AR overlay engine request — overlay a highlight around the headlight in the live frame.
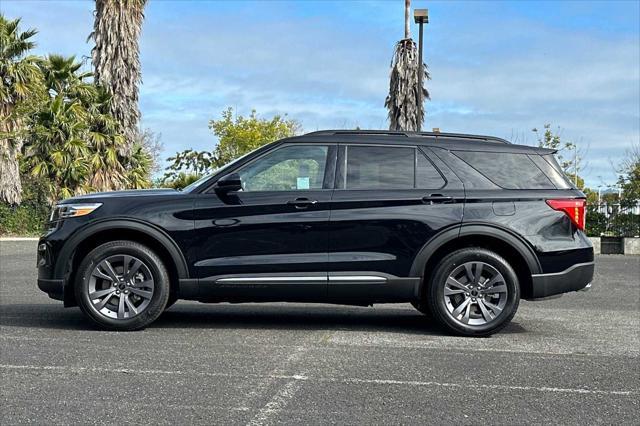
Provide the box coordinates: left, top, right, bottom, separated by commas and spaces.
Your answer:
50, 203, 103, 221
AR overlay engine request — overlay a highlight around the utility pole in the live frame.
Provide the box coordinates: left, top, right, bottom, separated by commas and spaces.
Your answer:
414, 9, 428, 132
573, 144, 578, 186
404, 0, 410, 39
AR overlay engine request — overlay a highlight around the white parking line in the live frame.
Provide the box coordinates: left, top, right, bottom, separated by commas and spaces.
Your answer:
246, 380, 304, 426
1, 363, 636, 397
245, 344, 310, 425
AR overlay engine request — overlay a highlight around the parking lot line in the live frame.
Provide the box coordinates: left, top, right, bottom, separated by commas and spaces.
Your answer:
2, 363, 636, 397
246, 380, 304, 426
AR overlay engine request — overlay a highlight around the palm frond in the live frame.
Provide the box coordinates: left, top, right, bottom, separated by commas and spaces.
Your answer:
385, 39, 430, 131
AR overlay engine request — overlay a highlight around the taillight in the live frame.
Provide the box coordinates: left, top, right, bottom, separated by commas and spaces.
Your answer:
546, 199, 586, 231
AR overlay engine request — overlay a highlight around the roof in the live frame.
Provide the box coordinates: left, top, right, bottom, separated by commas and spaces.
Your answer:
304, 129, 511, 144
287, 130, 555, 154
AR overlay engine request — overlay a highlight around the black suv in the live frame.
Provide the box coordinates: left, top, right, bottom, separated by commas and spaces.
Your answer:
37, 130, 594, 336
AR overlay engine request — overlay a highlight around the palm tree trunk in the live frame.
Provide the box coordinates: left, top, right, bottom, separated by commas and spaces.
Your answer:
91, 0, 146, 155
385, 0, 430, 132
0, 105, 23, 205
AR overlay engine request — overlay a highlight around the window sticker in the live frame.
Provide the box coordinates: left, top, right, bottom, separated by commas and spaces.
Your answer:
296, 177, 310, 190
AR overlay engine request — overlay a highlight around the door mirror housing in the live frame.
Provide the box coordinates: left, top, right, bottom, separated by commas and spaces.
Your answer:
214, 173, 242, 193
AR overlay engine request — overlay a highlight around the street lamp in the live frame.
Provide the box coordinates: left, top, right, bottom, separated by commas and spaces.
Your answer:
414, 9, 428, 132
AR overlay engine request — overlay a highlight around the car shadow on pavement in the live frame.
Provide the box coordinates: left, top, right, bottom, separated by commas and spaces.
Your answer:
0, 302, 528, 335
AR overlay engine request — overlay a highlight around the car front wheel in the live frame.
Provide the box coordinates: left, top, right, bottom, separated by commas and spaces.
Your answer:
426, 248, 520, 336
75, 240, 170, 331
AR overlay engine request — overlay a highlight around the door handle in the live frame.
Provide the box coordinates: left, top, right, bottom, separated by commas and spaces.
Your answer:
422, 194, 454, 204
287, 198, 318, 209
212, 218, 240, 227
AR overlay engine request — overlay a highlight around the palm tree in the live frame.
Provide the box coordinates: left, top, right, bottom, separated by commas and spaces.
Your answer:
25, 56, 94, 202
84, 87, 129, 192
23, 55, 136, 203
385, 0, 430, 132
0, 14, 43, 205
41, 54, 94, 99
26, 92, 91, 202
90, 0, 147, 154
124, 141, 152, 189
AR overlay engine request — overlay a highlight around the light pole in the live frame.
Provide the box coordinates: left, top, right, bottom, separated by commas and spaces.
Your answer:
414, 9, 428, 132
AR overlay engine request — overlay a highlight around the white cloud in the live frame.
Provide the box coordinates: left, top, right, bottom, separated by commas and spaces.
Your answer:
4, 0, 638, 186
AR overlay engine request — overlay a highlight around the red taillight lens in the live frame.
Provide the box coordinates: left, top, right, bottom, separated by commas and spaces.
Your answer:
546, 199, 586, 231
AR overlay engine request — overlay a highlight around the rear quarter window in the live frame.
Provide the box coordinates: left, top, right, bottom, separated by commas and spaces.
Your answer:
529, 154, 573, 189
453, 151, 555, 189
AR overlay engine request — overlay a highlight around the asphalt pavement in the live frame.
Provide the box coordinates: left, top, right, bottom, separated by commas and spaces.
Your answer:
1, 241, 638, 425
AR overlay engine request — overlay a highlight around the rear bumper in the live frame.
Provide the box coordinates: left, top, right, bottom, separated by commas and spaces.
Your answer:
530, 261, 595, 299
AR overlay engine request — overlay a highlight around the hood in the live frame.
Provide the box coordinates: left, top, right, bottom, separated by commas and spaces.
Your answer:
62, 188, 180, 203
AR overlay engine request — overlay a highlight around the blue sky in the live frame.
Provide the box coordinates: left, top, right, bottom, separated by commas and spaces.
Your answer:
2, 0, 639, 188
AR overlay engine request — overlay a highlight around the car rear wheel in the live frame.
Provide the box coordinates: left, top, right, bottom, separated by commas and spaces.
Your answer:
75, 240, 170, 331
426, 248, 520, 336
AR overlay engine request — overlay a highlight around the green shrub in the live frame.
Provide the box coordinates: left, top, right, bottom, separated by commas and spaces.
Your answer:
0, 179, 50, 237
586, 208, 640, 237
586, 211, 607, 237
162, 172, 200, 190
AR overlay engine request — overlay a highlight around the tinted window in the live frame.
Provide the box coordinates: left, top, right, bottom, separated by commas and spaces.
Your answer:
238, 145, 328, 191
529, 154, 572, 189
431, 148, 497, 189
454, 151, 554, 189
346, 146, 414, 189
417, 150, 445, 188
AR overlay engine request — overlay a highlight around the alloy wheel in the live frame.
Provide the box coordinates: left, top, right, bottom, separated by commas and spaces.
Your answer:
87, 255, 155, 320
443, 261, 508, 326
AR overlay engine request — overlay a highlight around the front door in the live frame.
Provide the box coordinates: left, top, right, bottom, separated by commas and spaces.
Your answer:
192, 143, 336, 301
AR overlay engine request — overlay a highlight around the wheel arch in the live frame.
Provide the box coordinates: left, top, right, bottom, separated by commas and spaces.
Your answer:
411, 223, 541, 300
58, 219, 189, 306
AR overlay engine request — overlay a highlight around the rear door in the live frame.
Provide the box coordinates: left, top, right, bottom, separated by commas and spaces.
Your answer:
327, 143, 464, 301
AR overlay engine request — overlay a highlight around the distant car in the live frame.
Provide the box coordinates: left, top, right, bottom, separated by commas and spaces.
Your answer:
37, 130, 594, 336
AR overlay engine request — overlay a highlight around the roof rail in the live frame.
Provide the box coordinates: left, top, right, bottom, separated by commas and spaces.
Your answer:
417, 132, 511, 144
303, 129, 510, 144
305, 130, 410, 137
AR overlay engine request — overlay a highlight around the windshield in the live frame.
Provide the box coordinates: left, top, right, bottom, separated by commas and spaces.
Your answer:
182, 151, 254, 193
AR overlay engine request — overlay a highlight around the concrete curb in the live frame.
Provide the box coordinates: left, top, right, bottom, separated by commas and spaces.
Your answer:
587, 237, 640, 255
0, 237, 39, 241
624, 237, 640, 255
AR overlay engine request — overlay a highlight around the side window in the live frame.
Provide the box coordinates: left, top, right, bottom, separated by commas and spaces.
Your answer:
454, 151, 554, 189
237, 145, 328, 191
529, 154, 572, 189
430, 147, 498, 190
417, 150, 445, 189
346, 146, 414, 189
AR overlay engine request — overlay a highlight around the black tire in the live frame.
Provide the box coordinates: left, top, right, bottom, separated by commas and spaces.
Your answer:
75, 240, 170, 331
426, 248, 520, 337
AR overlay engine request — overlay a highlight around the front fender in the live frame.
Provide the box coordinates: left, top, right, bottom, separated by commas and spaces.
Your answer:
54, 218, 190, 280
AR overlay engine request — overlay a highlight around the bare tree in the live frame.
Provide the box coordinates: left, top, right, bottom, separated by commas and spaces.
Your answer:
137, 128, 163, 175
385, 0, 430, 132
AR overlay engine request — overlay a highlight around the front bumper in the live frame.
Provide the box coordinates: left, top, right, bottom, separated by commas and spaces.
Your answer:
37, 235, 68, 303
530, 261, 595, 299
37, 278, 65, 301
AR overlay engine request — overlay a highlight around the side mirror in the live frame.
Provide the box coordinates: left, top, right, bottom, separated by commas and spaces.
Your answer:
214, 173, 242, 193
